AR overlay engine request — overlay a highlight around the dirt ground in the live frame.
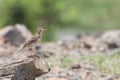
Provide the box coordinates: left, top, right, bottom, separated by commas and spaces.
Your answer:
0, 24, 120, 80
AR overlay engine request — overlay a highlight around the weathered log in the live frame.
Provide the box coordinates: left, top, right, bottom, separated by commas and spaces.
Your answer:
0, 55, 50, 80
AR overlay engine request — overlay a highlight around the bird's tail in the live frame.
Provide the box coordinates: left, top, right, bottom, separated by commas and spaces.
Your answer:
15, 46, 24, 54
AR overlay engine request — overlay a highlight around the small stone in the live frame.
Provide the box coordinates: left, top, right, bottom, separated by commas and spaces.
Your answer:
2, 24, 32, 46
45, 77, 68, 80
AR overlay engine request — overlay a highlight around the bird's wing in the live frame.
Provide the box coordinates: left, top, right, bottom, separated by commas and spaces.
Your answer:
15, 34, 40, 54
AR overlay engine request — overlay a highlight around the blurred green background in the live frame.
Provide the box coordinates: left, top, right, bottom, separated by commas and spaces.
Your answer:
0, 0, 120, 41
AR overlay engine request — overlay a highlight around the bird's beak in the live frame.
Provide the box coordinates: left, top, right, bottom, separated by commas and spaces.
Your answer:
42, 28, 47, 31
38, 27, 47, 32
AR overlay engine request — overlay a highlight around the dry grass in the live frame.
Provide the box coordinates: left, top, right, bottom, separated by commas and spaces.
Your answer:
46, 52, 120, 75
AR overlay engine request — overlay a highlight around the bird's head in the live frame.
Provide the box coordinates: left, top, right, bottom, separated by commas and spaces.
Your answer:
37, 27, 46, 35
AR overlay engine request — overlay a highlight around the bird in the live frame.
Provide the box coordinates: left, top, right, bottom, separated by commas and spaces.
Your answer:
15, 27, 46, 54
14, 27, 50, 72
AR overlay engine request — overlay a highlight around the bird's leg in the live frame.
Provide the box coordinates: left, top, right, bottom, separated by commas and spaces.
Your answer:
28, 48, 35, 54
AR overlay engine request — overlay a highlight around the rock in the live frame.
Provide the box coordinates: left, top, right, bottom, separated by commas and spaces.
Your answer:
100, 74, 119, 80
0, 48, 6, 57
100, 30, 120, 48
79, 36, 108, 52
1, 24, 32, 46
71, 64, 82, 69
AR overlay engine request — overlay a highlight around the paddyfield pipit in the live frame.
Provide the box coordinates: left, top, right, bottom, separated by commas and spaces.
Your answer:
15, 27, 46, 54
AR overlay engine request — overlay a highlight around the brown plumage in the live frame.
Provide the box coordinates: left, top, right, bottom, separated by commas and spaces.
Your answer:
15, 27, 46, 54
